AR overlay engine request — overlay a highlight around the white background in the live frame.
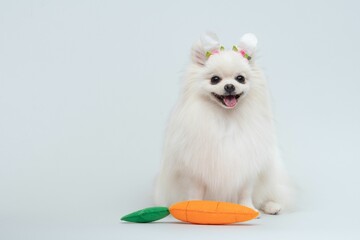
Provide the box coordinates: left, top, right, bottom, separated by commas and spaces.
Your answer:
1, 0, 359, 239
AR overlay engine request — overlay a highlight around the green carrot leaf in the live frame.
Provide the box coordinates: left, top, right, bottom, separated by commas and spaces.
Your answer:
121, 207, 170, 223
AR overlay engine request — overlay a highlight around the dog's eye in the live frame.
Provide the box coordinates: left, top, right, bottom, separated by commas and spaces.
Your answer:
235, 75, 245, 84
210, 76, 222, 85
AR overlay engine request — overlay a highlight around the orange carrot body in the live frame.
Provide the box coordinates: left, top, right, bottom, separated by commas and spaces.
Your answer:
169, 200, 259, 225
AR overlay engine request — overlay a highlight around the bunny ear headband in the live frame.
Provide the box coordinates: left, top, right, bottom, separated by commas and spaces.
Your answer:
201, 32, 258, 61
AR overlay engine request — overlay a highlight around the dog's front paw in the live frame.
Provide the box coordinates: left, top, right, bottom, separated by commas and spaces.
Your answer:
261, 201, 282, 215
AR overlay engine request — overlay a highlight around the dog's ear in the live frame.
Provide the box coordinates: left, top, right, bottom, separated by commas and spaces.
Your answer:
191, 32, 220, 66
235, 33, 258, 61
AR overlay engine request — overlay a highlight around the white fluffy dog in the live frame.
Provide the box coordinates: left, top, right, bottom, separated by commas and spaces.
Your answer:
154, 33, 294, 214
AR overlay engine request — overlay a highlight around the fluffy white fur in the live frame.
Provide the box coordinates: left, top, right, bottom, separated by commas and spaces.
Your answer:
154, 33, 294, 214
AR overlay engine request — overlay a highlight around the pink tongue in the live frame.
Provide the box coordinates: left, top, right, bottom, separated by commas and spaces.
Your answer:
224, 96, 237, 108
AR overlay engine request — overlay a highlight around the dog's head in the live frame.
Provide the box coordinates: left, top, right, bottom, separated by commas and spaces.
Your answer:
188, 32, 258, 109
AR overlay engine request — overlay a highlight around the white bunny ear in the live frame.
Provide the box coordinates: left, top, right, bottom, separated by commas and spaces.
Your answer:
200, 32, 220, 53
191, 32, 221, 66
235, 33, 258, 61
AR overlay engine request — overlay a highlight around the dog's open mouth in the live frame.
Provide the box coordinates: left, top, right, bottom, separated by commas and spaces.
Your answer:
211, 93, 243, 108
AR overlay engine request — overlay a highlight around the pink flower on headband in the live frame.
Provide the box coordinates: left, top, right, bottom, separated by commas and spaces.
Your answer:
233, 46, 252, 61
206, 46, 225, 58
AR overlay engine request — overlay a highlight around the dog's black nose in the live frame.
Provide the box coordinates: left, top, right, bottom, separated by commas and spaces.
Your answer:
224, 84, 235, 93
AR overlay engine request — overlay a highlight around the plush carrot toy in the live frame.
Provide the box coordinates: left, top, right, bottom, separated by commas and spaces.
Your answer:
121, 200, 259, 225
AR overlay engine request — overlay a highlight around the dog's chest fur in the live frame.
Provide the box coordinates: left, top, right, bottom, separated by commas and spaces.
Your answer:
164, 94, 276, 201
